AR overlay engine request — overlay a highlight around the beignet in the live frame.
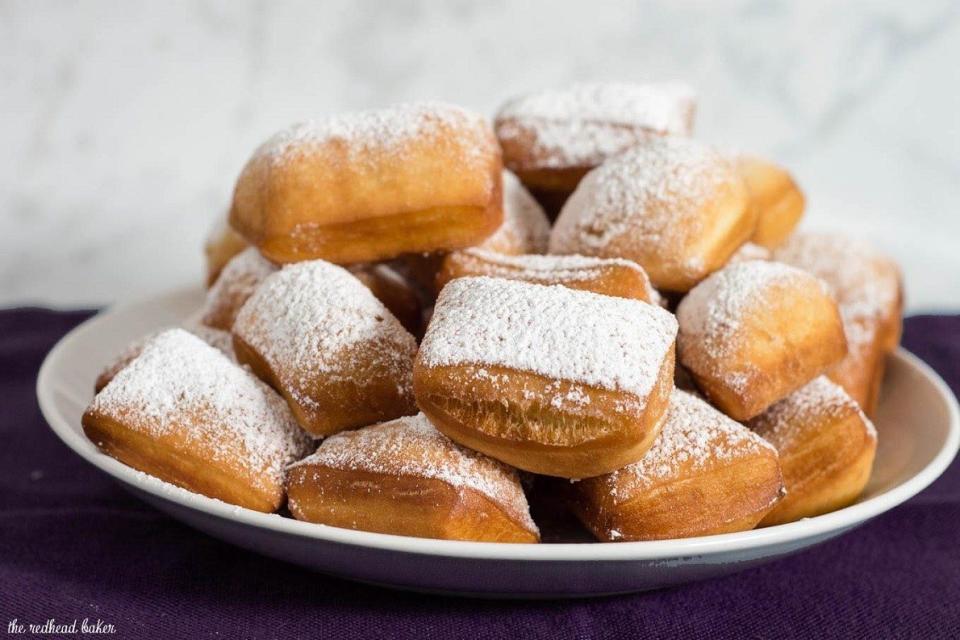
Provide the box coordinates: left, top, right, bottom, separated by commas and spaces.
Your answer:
737, 155, 805, 249
83, 329, 312, 512
476, 170, 551, 255
232, 260, 418, 436
549, 136, 756, 292
94, 321, 235, 393
748, 376, 877, 525
231, 102, 503, 264
773, 233, 903, 415
414, 276, 677, 478
567, 390, 784, 541
287, 413, 539, 543
201, 246, 277, 331
436, 248, 657, 303
495, 82, 696, 216
676, 261, 847, 420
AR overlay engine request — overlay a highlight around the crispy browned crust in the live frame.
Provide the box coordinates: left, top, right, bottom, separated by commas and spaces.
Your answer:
232, 334, 416, 437
82, 410, 282, 513
286, 464, 538, 543
566, 440, 783, 541
738, 156, 805, 249
435, 251, 656, 302
750, 397, 877, 526
412, 346, 674, 479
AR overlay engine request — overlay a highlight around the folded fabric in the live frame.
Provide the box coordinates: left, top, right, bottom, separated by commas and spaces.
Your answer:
2, 309, 957, 639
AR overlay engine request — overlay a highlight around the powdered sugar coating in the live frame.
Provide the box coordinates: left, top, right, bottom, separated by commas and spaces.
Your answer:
677, 261, 817, 343
252, 101, 494, 177
749, 376, 877, 444
201, 247, 277, 330
477, 171, 551, 254
773, 233, 901, 353
289, 413, 537, 532
675, 261, 828, 393
233, 260, 417, 412
606, 389, 777, 501
549, 136, 740, 269
496, 82, 696, 169
95, 318, 236, 391
418, 276, 677, 398
182, 322, 236, 360
89, 329, 312, 495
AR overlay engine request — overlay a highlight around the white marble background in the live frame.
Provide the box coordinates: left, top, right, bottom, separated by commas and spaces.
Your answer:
2, 0, 958, 311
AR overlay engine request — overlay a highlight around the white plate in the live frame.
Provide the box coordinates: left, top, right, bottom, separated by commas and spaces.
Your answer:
37, 287, 960, 598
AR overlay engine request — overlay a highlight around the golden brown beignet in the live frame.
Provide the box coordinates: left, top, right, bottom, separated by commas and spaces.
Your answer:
287, 413, 539, 543
436, 248, 657, 303
495, 82, 696, 217
549, 136, 757, 292
748, 376, 877, 525
676, 261, 847, 421
201, 247, 278, 331
232, 260, 418, 437
203, 215, 248, 286
83, 329, 312, 512
348, 264, 423, 336
94, 320, 235, 393
567, 390, 784, 541
475, 170, 551, 255
231, 102, 503, 264
413, 276, 678, 479
737, 156, 805, 249
773, 233, 903, 415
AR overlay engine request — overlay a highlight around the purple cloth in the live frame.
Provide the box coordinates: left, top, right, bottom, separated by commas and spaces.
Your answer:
2, 309, 958, 639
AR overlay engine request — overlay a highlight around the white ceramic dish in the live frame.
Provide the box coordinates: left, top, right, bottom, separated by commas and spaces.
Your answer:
37, 287, 959, 598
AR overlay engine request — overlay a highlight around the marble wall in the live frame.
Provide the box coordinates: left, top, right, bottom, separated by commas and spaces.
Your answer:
2, 0, 958, 310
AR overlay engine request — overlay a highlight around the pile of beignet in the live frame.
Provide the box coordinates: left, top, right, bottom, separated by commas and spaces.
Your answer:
83, 84, 903, 544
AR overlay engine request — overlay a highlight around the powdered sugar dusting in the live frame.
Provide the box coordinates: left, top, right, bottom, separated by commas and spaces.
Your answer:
496, 82, 696, 169
478, 171, 551, 254
676, 261, 818, 392
289, 413, 537, 532
773, 233, 901, 353
90, 329, 312, 494
95, 318, 236, 391
749, 375, 877, 444
233, 260, 417, 410
548, 136, 736, 264
418, 276, 677, 398
607, 389, 776, 500
253, 101, 492, 173
201, 247, 277, 330
183, 322, 236, 360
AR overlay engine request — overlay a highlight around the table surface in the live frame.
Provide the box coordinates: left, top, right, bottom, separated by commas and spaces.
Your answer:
2, 309, 958, 639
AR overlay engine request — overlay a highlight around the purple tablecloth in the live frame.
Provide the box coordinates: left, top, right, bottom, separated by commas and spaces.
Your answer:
2, 309, 958, 639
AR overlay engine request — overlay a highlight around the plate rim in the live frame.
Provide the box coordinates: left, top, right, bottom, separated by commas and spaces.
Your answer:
36, 287, 960, 563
